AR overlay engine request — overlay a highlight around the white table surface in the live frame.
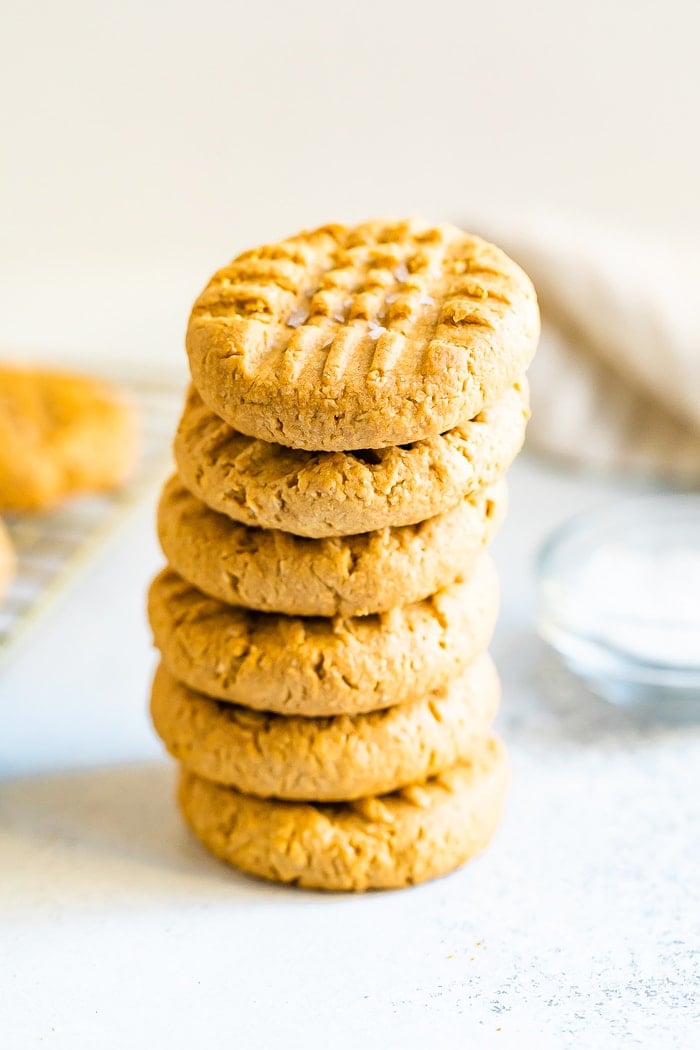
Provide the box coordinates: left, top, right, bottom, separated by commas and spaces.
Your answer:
1, 454, 698, 1049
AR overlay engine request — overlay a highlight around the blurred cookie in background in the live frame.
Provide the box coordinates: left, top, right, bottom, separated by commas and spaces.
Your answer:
0, 364, 138, 512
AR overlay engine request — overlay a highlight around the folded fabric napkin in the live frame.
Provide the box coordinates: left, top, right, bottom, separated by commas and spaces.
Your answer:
469, 218, 700, 484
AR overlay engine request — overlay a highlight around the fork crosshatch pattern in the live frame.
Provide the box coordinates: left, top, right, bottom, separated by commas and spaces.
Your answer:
186, 220, 539, 451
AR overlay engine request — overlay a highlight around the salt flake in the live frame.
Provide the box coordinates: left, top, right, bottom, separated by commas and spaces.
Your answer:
286, 307, 309, 328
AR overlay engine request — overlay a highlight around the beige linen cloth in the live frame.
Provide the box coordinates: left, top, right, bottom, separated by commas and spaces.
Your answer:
473, 219, 700, 484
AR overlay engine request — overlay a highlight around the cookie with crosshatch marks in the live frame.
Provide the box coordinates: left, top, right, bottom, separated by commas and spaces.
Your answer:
186, 219, 539, 451
151, 653, 500, 801
0, 364, 137, 512
157, 473, 506, 617
147, 551, 499, 717
177, 735, 508, 890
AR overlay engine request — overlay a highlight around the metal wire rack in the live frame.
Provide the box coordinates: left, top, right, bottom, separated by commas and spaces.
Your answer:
0, 368, 185, 660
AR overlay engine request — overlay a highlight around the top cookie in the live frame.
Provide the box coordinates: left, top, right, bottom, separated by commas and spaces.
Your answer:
186, 219, 539, 451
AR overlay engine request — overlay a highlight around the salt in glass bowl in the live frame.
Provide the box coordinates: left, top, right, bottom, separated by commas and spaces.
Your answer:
535, 494, 700, 719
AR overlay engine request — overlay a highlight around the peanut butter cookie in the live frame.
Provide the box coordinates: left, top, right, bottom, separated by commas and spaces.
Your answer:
178, 735, 508, 890
0, 365, 137, 511
174, 380, 528, 538
148, 552, 499, 717
151, 654, 499, 801
157, 474, 506, 617
186, 219, 538, 451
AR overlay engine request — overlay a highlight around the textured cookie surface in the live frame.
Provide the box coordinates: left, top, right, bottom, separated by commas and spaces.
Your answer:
148, 552, 499, 717
0, 518, 14, 603
178, 735, 508, 891
0, 365, 137, 511
186, 219, 539, 451
175, 380, 528, 538
151, 654, 500, 801
157, 474, 506, 617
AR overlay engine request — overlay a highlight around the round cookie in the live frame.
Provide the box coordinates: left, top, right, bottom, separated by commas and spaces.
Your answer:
157, 474, 506, 617
151, 654, 500, 801
0, 518, 15, 604
177, 735, 509, 891
0, 364, 137, 512
174, 380, 528, 538
148, 552, 499, 717
186, 219, 539, 451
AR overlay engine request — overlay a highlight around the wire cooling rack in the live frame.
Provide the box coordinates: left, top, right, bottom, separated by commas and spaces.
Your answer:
0, 367, 185, 661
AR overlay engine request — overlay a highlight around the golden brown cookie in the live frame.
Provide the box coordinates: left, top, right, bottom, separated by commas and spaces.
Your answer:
174, 380, 528, 538
151, 654, 499, 801
0, 364, 138, 512
178, 735, 508, 890
148, 552, 499, 717
186, 219, 538, 452
157, 474, 506, 617
0, 518, 15, 603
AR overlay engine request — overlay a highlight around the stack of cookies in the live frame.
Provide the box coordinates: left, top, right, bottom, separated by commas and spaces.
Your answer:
149, 219, 539, 891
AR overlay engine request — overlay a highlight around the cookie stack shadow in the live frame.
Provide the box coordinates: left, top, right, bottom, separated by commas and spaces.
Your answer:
148, 219, 539, 891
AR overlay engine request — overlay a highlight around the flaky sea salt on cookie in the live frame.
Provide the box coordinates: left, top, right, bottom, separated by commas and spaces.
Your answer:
151, 653, 500, 801
186, 219, 539, 451
178, 735, 509, 891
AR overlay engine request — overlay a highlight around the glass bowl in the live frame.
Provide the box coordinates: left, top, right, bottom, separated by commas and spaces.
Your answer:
535, 494, 700, 719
